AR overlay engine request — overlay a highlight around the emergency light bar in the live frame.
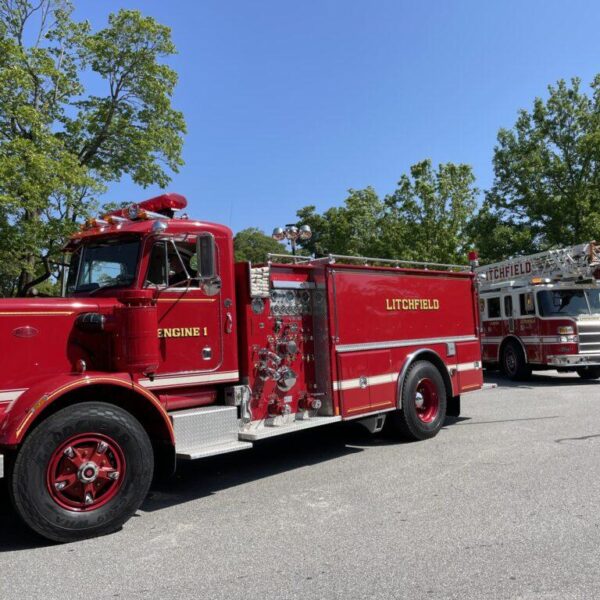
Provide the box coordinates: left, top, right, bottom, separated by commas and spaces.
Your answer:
81, 193, 188, 231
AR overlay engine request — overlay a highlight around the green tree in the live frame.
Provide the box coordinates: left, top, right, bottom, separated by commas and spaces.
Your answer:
0, 0, 185, 296
386, 160, 478, 264
473, 76, 600, 262
233, 227, 288, 263
296, 187, 392, 258
296, 160, 477, 264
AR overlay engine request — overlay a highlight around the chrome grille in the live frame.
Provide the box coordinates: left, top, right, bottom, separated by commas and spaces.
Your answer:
577, 319, 600, 354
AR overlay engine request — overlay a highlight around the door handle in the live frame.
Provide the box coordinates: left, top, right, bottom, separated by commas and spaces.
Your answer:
225, 312, 233, 334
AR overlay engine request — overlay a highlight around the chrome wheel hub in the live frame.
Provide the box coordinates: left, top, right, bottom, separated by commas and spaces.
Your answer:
415, 391, 425, 409
78, 461, 100, 484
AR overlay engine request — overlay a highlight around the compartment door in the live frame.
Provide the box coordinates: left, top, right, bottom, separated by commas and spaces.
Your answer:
337, 350, 394, 418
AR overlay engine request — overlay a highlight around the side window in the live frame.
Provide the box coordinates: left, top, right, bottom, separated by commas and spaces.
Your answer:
168, 242, 199, 287
504, 295, 513, 317
146, 242, 168, 286
519, 292, 535, 316
487, 297, 501, 319
145, 241, 200, 288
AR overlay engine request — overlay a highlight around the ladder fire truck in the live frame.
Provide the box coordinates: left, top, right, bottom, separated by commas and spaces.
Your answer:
0, 193, 483, 542
476, 242, 600, 380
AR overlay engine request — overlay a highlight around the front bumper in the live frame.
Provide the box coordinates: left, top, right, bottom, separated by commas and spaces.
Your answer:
546, 353, 600, 367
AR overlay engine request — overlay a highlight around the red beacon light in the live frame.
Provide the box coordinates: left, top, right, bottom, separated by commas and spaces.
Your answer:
137, 193, 187, 215
105, 193, 188, 221
468, 250, 479, 269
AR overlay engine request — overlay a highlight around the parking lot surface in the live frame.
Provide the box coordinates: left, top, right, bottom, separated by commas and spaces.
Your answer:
1, 371, 600, 600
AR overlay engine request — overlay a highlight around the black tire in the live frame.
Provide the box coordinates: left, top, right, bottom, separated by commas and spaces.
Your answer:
576, 367, 600, 380
500, 340, 532, 381
386, 361, 447, 441
9, 402, 153, 543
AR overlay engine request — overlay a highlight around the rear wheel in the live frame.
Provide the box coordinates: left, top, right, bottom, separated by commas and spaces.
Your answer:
10, 402, 153, 543
386, 361, 447, 441
576, 367, 600, 380
501, 340, 532, 381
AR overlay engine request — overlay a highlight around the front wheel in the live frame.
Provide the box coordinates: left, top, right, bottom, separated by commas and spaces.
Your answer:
10, 402, 153, 543
576, 367, 600, 380
501, 340, 532, 381
386, 361, 447, 441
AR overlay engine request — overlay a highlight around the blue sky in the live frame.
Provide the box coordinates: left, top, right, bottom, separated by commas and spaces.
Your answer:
75, 1, 600, 235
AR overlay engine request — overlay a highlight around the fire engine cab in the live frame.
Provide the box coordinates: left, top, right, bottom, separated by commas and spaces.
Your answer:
0, 194, 483, 542
476, 242, 600, 380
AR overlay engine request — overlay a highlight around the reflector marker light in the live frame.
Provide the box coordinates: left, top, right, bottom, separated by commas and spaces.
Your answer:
103, 215, 128, 225
557, 326, 575, 335
84, 218, 108, 230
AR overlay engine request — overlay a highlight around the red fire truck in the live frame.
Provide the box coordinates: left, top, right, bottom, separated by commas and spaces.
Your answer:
0, 194, 483, 542
476, 242, 600, 380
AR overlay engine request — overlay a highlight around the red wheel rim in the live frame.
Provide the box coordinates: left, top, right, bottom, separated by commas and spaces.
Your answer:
414, 378, 440, 423
46, 434, 126, 512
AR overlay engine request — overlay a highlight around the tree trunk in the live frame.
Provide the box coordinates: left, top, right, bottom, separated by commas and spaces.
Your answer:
16, 255, 36, 297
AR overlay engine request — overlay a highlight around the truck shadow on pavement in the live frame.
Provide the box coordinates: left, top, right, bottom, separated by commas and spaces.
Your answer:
484, 370, 600, 390
0, 421, 425, 551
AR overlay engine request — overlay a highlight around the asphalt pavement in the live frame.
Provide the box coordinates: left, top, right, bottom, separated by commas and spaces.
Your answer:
1, 370, 600, 600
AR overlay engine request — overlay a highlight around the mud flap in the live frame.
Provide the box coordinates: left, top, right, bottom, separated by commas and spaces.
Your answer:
447, 395, 461, 418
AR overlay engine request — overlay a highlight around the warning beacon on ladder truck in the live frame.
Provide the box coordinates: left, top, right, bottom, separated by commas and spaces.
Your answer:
0, 193, 483, 543
475, 242, 600, 381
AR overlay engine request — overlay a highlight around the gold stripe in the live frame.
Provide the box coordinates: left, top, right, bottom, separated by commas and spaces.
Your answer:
346, 400, 394, 414
0, 311, 74, 316
15, 411, 35, 438
371, 401, 395, 409
461, 383, 481, 391
156, 298, 216, 303
346, 405, 370, 414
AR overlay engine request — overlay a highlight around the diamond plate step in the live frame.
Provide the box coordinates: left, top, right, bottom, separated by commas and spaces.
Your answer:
239, 415, 342, 441
171, 405, 243, 459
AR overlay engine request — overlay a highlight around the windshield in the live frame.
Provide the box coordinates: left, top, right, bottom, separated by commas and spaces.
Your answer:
537, 288, 600, 317
66, 238, 140, 294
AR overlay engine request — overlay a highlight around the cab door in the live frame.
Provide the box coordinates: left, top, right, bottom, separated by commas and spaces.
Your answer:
145, 236, 223, 379
516, 291, 541, 363
503, 294, 515, 334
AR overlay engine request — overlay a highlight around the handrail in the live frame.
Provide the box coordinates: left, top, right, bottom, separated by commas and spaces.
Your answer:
324, 253, 469, 271
266, 252, 469, 271
266, 253, 313, 264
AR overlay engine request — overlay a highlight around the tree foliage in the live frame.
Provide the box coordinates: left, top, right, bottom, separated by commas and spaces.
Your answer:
233, 227, 288, 263
296, 160, 477, 264
296, 187, 391, 258
0, 0, 185, 296
387, 160, 478, 263
472, 76, 600, 262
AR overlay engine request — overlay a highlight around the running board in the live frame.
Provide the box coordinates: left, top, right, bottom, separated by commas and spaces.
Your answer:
177, 440, 253, 460
239, 415, 342, 441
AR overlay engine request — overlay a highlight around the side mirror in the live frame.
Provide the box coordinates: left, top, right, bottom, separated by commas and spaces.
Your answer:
196, 233, 221, 296
196, 233, 216, 279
